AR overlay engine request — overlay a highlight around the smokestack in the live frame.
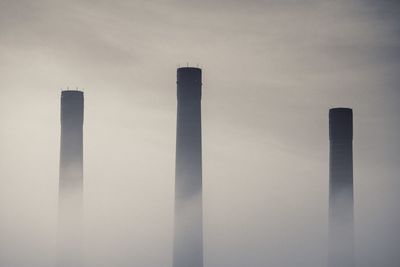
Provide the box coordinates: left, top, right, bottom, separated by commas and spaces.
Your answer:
58, 90, 84, 267
173, 67, 203, 267
329, 108, 354, 267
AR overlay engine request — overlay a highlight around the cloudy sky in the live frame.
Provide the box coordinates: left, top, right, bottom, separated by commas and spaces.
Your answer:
0, 0, 399, 266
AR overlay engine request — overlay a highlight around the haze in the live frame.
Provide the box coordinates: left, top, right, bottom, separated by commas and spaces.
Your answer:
0, 0, 399, 266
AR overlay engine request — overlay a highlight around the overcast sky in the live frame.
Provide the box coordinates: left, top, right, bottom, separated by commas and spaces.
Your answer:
0, 0, 399, 266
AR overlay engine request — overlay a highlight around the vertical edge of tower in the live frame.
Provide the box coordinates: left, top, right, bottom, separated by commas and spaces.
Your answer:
58, 90, 84, 267
328, 107, 354, 267
173, 67, 203, 267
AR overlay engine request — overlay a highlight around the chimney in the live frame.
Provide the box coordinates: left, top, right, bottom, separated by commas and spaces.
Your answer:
329, 107, 354, 267
58, 90, 84, 267
173, 67, 203, 267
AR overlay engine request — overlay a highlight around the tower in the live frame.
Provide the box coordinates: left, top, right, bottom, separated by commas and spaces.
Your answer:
58, 90, 84, 267
329, 108, 354, 267
173, 67, 203, 267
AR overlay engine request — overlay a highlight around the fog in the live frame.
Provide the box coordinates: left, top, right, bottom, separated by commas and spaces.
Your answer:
0, 0, 399, 266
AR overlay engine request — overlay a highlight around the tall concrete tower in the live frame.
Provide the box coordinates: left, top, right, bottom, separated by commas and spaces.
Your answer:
58, 90, 84, 267
329, 108, 354, 267
173, 67, 203, 267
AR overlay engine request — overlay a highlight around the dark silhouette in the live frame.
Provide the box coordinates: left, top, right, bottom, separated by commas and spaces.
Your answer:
58, 90, 84, 267
173, 67, 203, 267
329, 108, 354, 267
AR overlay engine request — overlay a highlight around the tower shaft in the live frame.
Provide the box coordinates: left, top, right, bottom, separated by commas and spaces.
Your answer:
173, 68, 203, 267
329, 108, 354, 267
58, 90, 84, 267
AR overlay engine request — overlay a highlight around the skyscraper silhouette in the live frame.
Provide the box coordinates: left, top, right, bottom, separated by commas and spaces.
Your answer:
173, 67, 203, 267
329, 108, 354, 267
58, 90, 84, 267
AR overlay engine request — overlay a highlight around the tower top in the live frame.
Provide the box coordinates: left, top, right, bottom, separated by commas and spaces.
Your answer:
177, 67, 202, 85
178, 67, 201, 71
329, 108, 353, 141
62, 90, 83, 95
61, 90, 84, 125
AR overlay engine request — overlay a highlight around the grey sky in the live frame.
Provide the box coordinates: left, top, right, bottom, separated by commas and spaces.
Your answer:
0, 0, 399, 266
